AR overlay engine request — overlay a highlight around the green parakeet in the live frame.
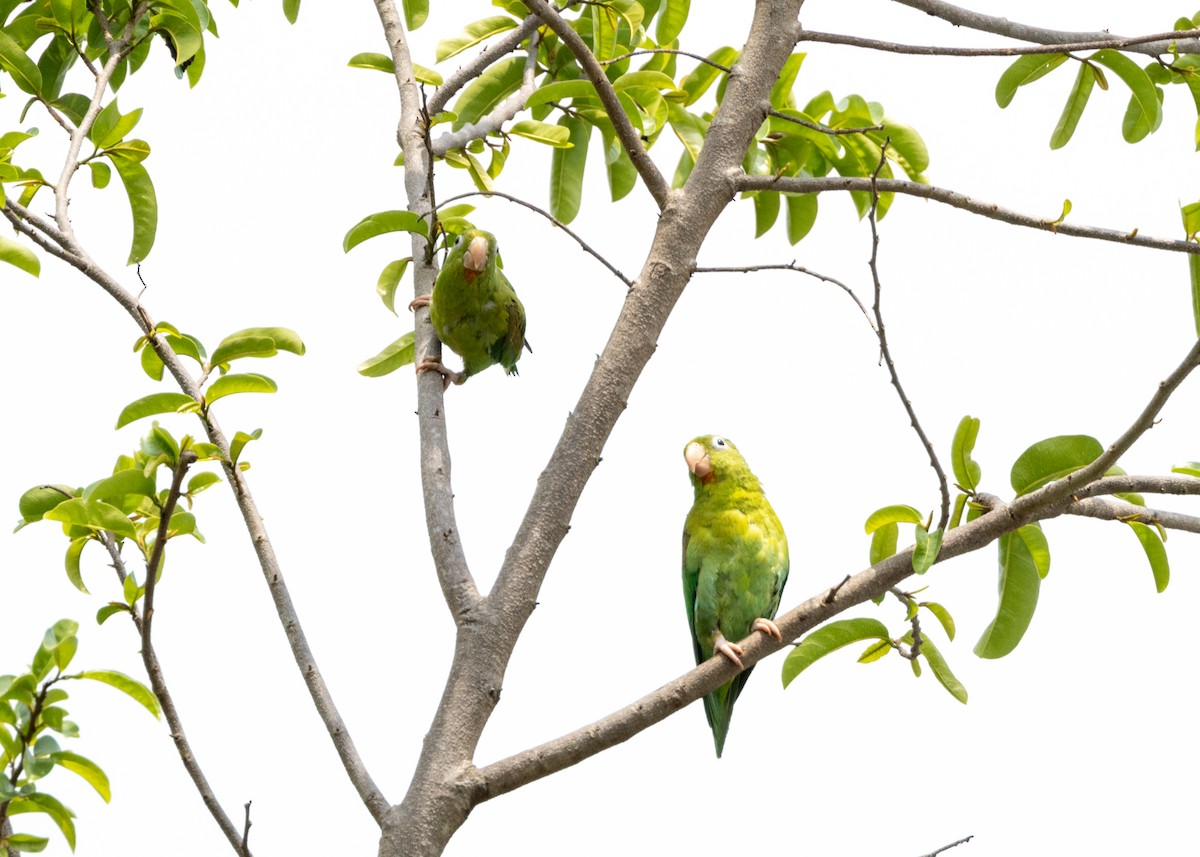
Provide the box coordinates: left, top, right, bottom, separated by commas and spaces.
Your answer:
412, 228, 530, 386
682, 435, 789, 758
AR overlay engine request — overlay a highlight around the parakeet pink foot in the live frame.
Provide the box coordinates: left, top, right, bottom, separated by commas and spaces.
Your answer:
408, 295, 431, 311
415, 358, 461, 389
752, 618, 783, 641
714, 634, 746, 670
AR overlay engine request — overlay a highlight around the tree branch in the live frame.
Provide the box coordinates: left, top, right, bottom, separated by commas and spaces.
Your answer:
890, 0, 1200, 56
437, 190, 633, 287
521, 0, 671, 209
735, 175, 1200, 256
916, 835, 974, 857
800, 28, 1200, 57
428, 14, 542, 117
1063, 497, 1200, 534
431, 30, 541, 156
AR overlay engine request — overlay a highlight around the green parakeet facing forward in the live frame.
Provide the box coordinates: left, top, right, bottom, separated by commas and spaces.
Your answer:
411, 228, 529, 386
682, 435, 789, 758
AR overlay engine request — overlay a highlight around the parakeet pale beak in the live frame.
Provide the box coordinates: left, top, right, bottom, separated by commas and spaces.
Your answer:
685, 442, 711, 479
464, 235, 490, 272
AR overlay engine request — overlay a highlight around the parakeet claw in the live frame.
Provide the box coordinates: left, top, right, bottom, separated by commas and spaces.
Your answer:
415, 358, 462, 389
408, 295, 432, 312
714, 635, 745, 670
752, 618, 783, 641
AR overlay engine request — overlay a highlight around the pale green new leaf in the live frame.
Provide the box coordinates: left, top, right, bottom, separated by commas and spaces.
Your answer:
920, 636, 968, 704
436, 16, 517, 62
205, 373, 277, 405
974, 529, 1041, 659
115, 393, 195, 428
863, 504, 922, 533
377, 258, 410, 314
70, 670, 160, 717
869, 522, 898, 565
1127, 520, 1169, 592
51, 750, 111, 801
0, 235, 39, 276
347, 52, 393, 72
782, 618, 890, 688
920, 601, 956, 641
951, 415, 982, 490
912, 526, 943, 575
655, 0, 689, 45
1050, 62, 1097, 149
343, 210, 428, 252
107, 149, 157, 264
358, 332, 415, 377
508, 119, 573, 147
451, 55, 524, 130
402, 0, 428, 30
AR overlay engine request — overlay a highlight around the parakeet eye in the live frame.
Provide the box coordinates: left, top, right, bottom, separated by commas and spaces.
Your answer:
713, 437, 727, 448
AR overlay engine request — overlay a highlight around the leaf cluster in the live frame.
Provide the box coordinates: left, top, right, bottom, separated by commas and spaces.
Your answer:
0, 620, 157, 853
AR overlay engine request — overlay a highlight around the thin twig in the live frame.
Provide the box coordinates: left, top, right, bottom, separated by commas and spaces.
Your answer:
598, 47, 730, 67
693, 263, 876, 333
522, 0, 670, 208
888, 587, 923, 660
437, 190, 633, 287
800, 27, 1200, 57
240, 801, 252, 857
141, 450, 195, 644
735, 174, 1200, 256
768, 107, 883, 136
866, 144, 951, 531
1063, 497, 1200, 534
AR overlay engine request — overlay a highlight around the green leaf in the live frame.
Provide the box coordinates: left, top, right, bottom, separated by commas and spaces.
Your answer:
782, 618, 890, 688
283, 0, 300, 23
402, 0, 427, 30
864, 504, 923, 533
920, 636, 968, 704
65, 536, 89, 594
920, 601, 955, 641
857, 639, 892, 664
549, 115, 589, 224
525, 79, 598, 110
343, 210, 428, 252
0, 235, 39, 277
209, 334, 276, 366
680, 46, 737, 106
0, 29, 43, 95
51, 750, 110, 801
667, 101, 706, 161
229, 428, 262, 465
357, 332, 415, 377
43, 498, 137, 539
1017, 522, 1050, 578
451, 55, 525, 131
995, 52, 1069, 108
752, 190, 779, 237
869, 521, 898, 565
1010, 434, 1103, 495
1127, 521, 1169, 592
96, 603, 129, 624
186, 471, 221, 495
974, 529, 1041, 659
115, 392, 196, 428
412, 64, 443, 86
88, 160, 111, 189
870, 120, 929, 180
226, 327, 304, 356
912, 526, 943, 574
951, 415, 982, 491
508, 119, 573, 147
17, 485, 75, 527
613, 70, 677, 94
5, 832, 50, 852
1171, 461, 1200, 477
1091, 49, 1161, 143
106, 148, 157, 264
347, 52, 394, 73
605, 137, 637, 201
70, 670, 160, 717
205, 373, 277, 405
949, 492, 967, 529
83, 470, 155, 504
1050, 62, 1096, 149
655, 0, 689, 44
784, 192, 817, 244
377, 258, 410, 315
769, 53, 805, 110
436, 15, 517, 62
150, 11, 203, 68
89, 100, 142, 149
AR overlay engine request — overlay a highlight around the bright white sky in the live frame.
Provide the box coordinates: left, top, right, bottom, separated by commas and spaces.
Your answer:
3, 1, 1199, 855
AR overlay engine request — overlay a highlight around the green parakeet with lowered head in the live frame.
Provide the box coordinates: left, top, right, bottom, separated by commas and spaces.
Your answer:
682, 435, 789, 758
411, 228, 530, 386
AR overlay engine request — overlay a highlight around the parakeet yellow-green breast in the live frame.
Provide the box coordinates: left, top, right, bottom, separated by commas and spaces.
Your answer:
413, 228, 529, 386
682, 435, 789, 758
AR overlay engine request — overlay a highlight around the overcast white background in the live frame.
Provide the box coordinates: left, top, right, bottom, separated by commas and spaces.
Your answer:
3, 1, 1199, 855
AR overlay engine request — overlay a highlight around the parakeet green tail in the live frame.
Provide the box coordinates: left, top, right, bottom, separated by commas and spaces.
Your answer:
682, 435, 789, 758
